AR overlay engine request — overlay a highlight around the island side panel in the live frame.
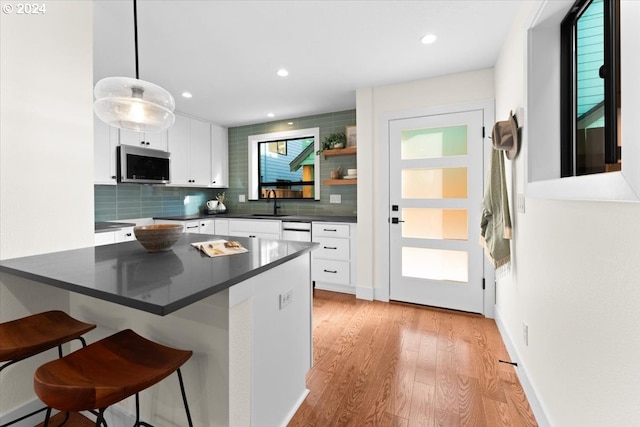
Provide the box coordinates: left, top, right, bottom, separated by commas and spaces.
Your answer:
242, 253, 312, 427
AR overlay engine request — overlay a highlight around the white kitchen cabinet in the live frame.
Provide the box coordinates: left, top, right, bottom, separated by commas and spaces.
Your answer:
115, 226, 135, 242
94, 116, 119, 185
168, 114, 212, 187
199, 219, 216, 235
94, 231, 116, 246
154, 219, 199, 233
311, 222, 357, 294
214, 218, 229, 235
228, 219, 280, 240
211, 124, 229, 188
119, 128, 168, 151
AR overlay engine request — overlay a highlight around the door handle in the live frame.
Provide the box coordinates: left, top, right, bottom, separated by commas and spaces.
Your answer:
391, 217, 405, 224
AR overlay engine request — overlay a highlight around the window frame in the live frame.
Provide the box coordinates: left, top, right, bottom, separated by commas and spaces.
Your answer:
248, 127, 320, 201
560, 0, 620, 177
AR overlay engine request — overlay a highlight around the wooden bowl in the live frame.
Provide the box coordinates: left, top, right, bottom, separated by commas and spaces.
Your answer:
133, 224, 183, 252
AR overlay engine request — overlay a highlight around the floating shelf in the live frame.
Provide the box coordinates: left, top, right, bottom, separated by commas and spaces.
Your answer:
323, 179, 357, 186
322, 147, 357, 158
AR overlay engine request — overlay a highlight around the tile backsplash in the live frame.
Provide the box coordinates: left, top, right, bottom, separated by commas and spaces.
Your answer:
225, 109, 357, 216
95, 185, 224, 221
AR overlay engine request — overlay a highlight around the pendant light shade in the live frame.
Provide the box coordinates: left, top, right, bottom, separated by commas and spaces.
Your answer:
94, 0, 175, 133
94, 77, 175, 132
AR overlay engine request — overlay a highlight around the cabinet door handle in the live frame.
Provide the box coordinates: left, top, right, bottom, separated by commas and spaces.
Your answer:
111, 175, 117, 179
323, 269, 337, 274
324, 246, 337, 250
126, 233, 132, 237
249, 235, 256, 238
186, 225, 198, 229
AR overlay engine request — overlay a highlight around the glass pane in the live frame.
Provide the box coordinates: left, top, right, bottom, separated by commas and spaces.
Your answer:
403, 208, 467, 240
401, 125, 467, 160
402, 247, 468, 283
402, 167, 467, 199
258, 137, 315, 198
576, 0, 606, 175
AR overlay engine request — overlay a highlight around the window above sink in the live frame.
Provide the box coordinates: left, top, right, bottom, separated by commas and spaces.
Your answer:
248, 128, 320, 200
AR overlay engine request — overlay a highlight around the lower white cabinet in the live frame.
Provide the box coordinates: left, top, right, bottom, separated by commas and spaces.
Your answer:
199, 219, 216, 235
94, 226, 135, 246
311, 222, 357, 294
214, 218, 229, 235
228, 219, 280, 240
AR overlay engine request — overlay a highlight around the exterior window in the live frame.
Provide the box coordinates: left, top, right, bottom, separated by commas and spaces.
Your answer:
257, 137, 316, 199
561, 0, 620, 176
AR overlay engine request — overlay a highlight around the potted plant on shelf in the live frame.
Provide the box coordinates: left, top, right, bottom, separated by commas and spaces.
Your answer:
319, 132, 347, 153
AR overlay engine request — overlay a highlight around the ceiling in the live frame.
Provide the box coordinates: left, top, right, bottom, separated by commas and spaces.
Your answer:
93, 0, 523, 128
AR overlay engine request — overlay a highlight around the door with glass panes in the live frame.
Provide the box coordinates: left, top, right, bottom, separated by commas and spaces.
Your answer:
389, 110, 484, 313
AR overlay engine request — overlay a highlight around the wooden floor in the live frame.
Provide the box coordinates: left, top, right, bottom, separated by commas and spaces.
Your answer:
35, 411, 94, 427
289, 290, 537, 427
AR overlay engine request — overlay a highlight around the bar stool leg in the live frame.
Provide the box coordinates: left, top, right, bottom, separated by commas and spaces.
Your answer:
176, 369, 193, 427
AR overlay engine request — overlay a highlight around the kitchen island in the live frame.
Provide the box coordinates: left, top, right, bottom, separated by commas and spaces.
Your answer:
0, 234, 317, 427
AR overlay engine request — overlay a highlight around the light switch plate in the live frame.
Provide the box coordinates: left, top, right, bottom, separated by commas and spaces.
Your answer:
239, 194, 246, 203
330, 194, 341, 204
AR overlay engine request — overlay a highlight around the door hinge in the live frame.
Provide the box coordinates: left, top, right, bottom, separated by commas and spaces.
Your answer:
482, 278, 486, 290
482, 126, 485, 138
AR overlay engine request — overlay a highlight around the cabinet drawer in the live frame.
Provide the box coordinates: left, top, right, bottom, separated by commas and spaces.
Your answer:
312, 259, 350, 284
313, 237, 350, 260
229, 219, 281, 234
312, 223, 350, 238
230, 231, 280, 240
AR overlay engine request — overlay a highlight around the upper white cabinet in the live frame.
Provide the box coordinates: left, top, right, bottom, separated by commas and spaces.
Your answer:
119, 128, 168, 151
94, 116, 119, 185
211, 124, 229, 188
168, 114, 212, 187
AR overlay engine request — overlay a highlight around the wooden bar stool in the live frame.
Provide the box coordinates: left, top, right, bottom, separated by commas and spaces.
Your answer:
34, 329, 193, 427
0, 310, 96, 427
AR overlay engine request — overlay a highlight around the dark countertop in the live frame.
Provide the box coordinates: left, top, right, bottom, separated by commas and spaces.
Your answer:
153, 213, 358, 223
95, 221, 137, 233
0, 234, 317, 316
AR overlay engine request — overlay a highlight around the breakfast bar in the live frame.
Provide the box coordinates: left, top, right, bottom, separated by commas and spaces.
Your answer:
0, 234, 317, 427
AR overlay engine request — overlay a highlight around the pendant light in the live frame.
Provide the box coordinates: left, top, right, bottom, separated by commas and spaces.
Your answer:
93, 0, 175, 132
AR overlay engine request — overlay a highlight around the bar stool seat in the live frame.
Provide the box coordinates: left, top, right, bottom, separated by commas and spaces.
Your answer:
0, 310, 95, 363
0, 310, 96, 427
34, 329, 193, 426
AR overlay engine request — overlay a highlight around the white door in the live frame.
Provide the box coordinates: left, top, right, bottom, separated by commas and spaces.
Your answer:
389, 109, 485, 313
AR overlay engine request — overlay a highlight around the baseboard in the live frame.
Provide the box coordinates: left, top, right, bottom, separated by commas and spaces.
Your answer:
355, 285, 374, 300
280, 388, 310, 427
494, 308, 552, 427
0, 399, 48, 427
314, 282, 355, 295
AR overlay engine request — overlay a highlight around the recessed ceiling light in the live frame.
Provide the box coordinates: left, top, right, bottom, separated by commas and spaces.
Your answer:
276, 69, 289, 77
181, 92, 193, 98
420, 34, 437, 45
267, 113, 275, 118
287, 122, 294, 125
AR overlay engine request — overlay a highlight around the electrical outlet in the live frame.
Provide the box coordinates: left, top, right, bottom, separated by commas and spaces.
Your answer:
239, 194, 246, 203
279, 289, 293, 310
330, 194, 341, 204
522, 322, 529, 346
517, 193, 526, 213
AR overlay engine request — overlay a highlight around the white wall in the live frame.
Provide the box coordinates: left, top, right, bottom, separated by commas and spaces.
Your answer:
0, 0, 94, 418
494, 1, 640, 425
356, 69, 495, 301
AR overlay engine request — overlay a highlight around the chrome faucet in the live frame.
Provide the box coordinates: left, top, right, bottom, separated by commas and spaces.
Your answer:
267, 189, 280, 215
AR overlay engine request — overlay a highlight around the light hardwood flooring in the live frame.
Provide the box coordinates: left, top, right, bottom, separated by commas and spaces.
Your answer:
288, 289, 537, 427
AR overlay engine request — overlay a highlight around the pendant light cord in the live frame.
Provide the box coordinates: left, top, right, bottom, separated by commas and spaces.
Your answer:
133, 0, 139, 79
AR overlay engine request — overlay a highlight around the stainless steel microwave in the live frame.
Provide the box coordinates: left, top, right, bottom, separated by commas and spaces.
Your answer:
117, 145, 170, 184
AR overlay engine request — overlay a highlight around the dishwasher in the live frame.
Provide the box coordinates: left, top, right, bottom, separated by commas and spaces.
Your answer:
281, 221, 312, 242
